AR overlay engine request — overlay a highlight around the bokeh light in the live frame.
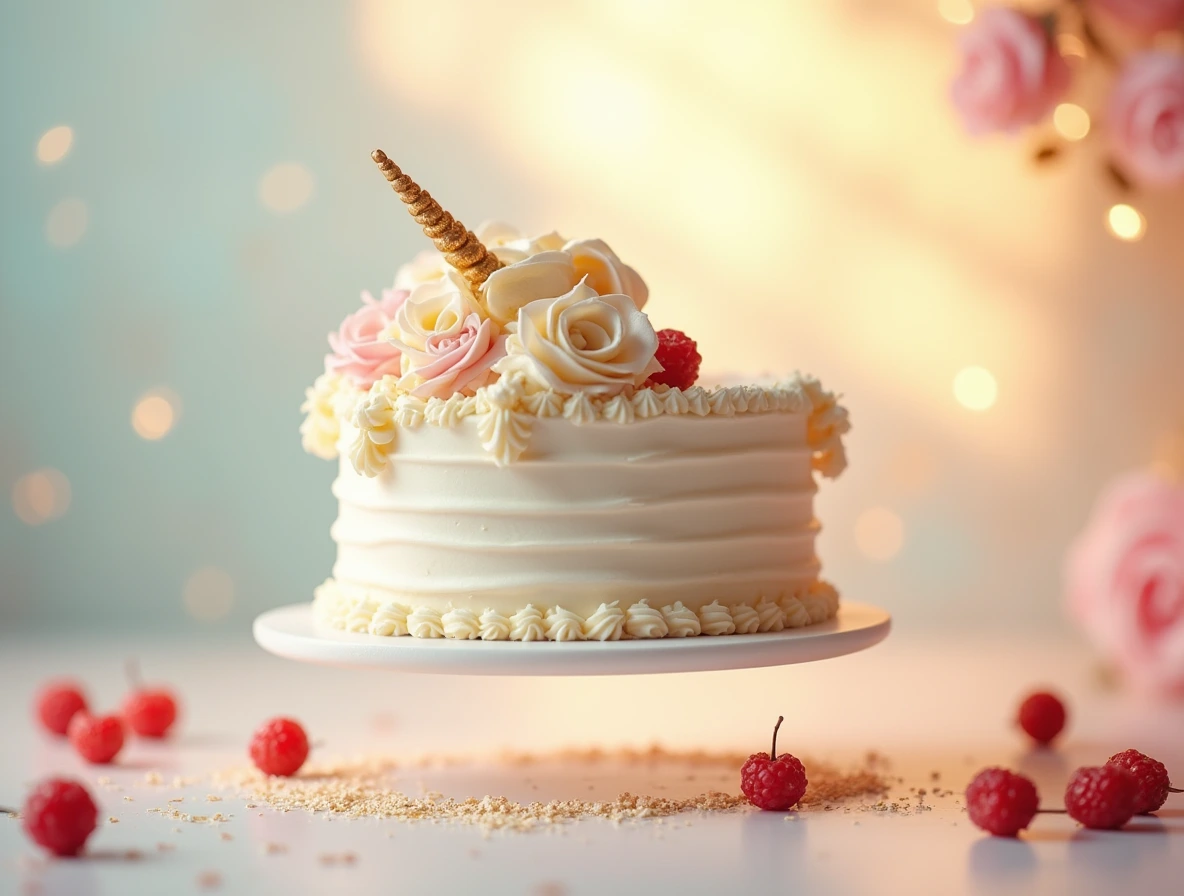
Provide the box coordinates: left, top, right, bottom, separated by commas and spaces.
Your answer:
938, 0, 974, 24
259, 162, 314, 213
36, 126, 74, 164
12, 468, 72, 526
45, 198, 88, 247
854, 507, 905, 561
132, 388, 180, 440
1053, 104, 1090, 142
1107, 204, 1145, 242
183, 567, 235, 622
953, 366, 998, 411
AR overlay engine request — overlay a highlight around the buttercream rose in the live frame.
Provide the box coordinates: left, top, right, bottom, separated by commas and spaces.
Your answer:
1109, 52, 1184, 187
1066, 472, 1184, 696
950, 7, 1069, 135
325, 289, 408, 388
492, 280, 661, 396
388, 272, 505, 399
480, 225, 649, 324
1091, 0, 1184, 34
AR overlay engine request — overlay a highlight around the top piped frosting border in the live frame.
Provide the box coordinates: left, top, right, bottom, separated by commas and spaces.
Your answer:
300, 221, 849, 476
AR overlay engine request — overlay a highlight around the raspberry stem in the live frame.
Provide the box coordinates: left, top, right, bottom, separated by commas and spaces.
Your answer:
1170, 787, 1183, 794
1, 806, 17, 816
770, 715, 785, 761
1036, 808, 1067, 814
125, 658, 142, 690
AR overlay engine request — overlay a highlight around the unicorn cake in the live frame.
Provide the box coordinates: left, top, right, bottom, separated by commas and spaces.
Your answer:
301, 151, 850, 642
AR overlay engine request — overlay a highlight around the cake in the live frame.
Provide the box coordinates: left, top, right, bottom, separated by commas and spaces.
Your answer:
301, 151, 850, 642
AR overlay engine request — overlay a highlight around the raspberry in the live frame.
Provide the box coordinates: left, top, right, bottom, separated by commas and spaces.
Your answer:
965, 768, 1039, 837
740, 716, 808, 811
646, 329, 701, 391
1106, 749, 1171, 815
67, 713, 125, 765
22, 778, 98, 856
35, 682, 88, 736
1065, 765, 1137, 830
249, 717, 310, 777
1016, 691, 1066, 746
123, 689, 179, 738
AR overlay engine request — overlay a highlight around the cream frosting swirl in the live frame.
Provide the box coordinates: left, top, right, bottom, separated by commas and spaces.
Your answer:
442, 607, 481, 640
492, 281, 661, 397
755, 597, 785, 632
368, 601, 410, 637
408, 606, 444, 639
584, 602, 626, 641
699, 601, 736, 636
510, 605, 547, 641
780, 595, 812, 629
478, 609, 511, 641
624, 600, 669, 639
730, 603, 761, 635
545, 607, 586, 641
661, 601, 701, 637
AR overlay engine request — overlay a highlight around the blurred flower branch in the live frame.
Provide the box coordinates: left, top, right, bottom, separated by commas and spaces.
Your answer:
950, 1, 1184, 234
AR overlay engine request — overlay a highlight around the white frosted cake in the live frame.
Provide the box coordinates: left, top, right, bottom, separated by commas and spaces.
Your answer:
300, 152, 849, 642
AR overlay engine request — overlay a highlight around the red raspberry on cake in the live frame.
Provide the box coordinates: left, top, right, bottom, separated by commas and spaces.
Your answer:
250, 717, 310, 777
645, 329, 701, 391
1064, 765, 1137, 830
1016, 691, 1066, 746
67, 713, 125, 765
35, 681, 89, 736
1106, 749, 1173, 815
965, 768, 1039, 837
22, 778, 99, 857
740, 716, 808, 811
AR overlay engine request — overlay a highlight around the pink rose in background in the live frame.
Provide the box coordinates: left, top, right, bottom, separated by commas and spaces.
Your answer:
1091, 0, 1184, 34
325, 289, 408, 388
951, 7, 1070, 134
1109, 52, 1184, 187
395, 313, 506, 400
1066, 472, 1184, 696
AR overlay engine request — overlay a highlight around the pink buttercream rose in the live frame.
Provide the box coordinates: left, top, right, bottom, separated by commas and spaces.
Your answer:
951, 7, 1070, 135
1091, 0, 1184, 33
1109, 52, 1184, 187
326, 289, 408, 388
1066, 472, 1184, 696
394, 312, 506, 400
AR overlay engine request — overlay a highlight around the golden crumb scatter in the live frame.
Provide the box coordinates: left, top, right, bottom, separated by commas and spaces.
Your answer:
206, 795, 222, 803
96, 776, 112, 786
145, 772, 163, 785
107, 816, 119, 824
123, 796, 134, 802
209, 747, 888, 831
149, 807, 231, 825
197, 870, 222, 889
168, 797, 185, 804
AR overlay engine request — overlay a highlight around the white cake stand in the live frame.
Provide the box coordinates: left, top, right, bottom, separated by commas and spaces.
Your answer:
253, 602, 890, 677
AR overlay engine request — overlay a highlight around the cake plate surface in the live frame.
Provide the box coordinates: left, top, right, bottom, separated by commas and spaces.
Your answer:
253, 602, 890, 676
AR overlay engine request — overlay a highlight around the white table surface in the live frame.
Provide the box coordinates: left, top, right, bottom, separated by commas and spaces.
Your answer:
1, 627, 1182, 896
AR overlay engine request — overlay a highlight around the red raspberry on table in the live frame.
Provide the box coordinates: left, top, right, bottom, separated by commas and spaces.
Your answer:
645, 329, 701, 391
740, 716, 808, 811
250, 717, 310, 777
22, 778, 98, 856
123, 689, 179, 738
1106, 749, 1171, 815
1016, 691, 1067, 746
67, 713, 125, 765
35, 682, 88, 736
1065, 765, 1137, 830
965, 768, 1039, 837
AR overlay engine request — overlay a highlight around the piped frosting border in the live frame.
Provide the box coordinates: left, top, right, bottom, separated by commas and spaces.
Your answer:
301, 372, 850, 477
313, 579, 840, 642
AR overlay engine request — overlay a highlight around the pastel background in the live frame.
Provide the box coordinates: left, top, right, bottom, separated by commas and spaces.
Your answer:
2, 0, 1182, 635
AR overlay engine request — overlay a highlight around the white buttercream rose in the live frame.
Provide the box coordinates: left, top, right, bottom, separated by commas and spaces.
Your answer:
388, 273, 506, 399
484, 251, 577, 324
564, 238, 648, 309
492, 280, 661, 396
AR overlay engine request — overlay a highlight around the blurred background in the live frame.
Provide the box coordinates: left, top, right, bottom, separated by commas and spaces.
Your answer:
2, 0, 1182, 637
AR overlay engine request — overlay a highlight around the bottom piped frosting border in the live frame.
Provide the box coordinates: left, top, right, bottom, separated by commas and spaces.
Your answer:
312, 580, 840, 642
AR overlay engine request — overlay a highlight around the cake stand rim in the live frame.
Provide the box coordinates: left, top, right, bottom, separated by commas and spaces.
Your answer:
252, 601, 891, 677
